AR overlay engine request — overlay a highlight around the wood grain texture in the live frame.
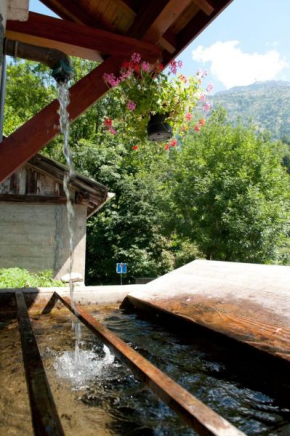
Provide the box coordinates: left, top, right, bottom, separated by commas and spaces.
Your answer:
127, 260, 290, 363
6, 12, 162, 62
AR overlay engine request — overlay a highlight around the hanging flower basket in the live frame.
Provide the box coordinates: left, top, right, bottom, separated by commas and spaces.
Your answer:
103, 53, 213, 150
147, 113, 173, 142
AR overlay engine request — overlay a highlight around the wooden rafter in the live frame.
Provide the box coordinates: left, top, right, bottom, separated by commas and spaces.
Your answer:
6, 12, 162, 63
126, 0, 170, 39
164, 0, 233, 64
192, 0, 215, 16
40, 0, 100, 28
0, 57, 124, 183
143, 0, 193, 44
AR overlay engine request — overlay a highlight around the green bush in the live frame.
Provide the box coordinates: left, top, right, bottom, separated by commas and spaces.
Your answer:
0, 268, 63, 289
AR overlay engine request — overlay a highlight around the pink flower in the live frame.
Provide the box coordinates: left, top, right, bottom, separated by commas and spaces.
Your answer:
109, 126, 117, 135
202, 70, 209, 78
141, 62, 150, 72
203, 102, 211, 112
169, 60, 182, 75
132, 145, 139, 150
164, 144, 170, 150
194, 124, 200, 132
103, 72, 120, 87
196, 68, 202, 76
131, 53, 141, 63
199, 93, 206, 102
185, 113, 192, 121
199, 118, 205, 125
170, 139, 177, 147
120, 70, 132, 81
127, 100, 136, 111
206, 82, 214, 93
179, 74, 187, 84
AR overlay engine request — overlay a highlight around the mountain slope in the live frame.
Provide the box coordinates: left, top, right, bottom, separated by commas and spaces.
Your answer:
210, 81, 290, 140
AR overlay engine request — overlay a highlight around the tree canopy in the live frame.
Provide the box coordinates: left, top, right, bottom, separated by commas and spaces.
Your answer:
4, 60, 290, 283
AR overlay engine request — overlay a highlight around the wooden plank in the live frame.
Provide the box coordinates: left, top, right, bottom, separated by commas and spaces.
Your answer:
0, 56, 124, 184
125, 260, 290, 363
192, 0, 215, 16
126, 0, 170, 39
5, 30, 102, 62
40, 0, 100, 27
159, 29, 176, 53
6, 12, 162, 62
143, 0, 192, 44
16, 291, 64, 436
0, 194, 68, 203
42, 293, 245, 436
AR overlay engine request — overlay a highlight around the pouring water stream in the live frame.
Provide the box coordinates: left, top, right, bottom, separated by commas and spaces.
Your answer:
57, 82, 82, 361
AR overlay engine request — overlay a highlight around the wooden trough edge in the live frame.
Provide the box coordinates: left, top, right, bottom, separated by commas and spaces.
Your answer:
15, 291, 65, 436
122, 295, 290, 368
42, 292, 246, 436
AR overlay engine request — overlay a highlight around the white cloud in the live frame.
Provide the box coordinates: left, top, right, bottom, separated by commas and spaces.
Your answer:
192, 41, 289, 88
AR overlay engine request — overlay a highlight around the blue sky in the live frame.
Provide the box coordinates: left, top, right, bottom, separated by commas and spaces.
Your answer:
30, 0, 290, 93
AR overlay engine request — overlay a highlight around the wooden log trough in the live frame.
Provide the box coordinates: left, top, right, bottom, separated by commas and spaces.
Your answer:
122, 260, 290, 365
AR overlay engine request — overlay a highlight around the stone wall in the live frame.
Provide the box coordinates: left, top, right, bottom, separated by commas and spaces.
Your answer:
0, 202, 87, 280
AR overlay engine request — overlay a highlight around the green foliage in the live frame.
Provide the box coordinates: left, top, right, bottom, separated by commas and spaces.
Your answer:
4, 60, 290, 285
171, 108, 290, 263
73, 140, 174, 284
0, 268, 63, 288
4, 60, 57, 136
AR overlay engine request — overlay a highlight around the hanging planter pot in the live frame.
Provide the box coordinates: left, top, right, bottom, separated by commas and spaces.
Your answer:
147, 113, 173, 142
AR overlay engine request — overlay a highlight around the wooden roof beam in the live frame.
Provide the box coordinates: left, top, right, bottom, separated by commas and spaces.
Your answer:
0, 56, 125, 184
40, 0, 100, 27
163, 0, 233, 65
6, 12, 162, 63
192, 0, 215, 16
143, 0, 193, 44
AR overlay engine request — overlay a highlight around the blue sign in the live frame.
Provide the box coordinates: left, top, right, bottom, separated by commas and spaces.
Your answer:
116, 263, 127, 274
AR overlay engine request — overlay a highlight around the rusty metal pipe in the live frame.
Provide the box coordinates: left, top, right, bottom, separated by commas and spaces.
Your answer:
42, 292, 245, 436
4, 38, 73, 83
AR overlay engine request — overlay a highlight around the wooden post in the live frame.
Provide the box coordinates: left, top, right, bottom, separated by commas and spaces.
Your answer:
16, 291, 64, 436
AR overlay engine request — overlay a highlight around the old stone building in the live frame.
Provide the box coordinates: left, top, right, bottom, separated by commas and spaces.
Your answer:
0, 153, 112, 281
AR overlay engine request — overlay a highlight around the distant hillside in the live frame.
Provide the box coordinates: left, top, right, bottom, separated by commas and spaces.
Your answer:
210, 81, 290, 140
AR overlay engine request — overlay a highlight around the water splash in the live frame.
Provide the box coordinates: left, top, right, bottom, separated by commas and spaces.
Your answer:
54, 345, 115, 389
57, 82, 82, 359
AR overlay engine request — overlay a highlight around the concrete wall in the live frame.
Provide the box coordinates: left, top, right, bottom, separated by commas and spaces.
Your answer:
0, 202, 87, 280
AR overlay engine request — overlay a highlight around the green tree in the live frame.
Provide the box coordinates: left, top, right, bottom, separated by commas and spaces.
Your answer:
171, 109, 290, 263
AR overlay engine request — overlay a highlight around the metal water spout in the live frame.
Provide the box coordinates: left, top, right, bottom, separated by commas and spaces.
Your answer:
4, 39, 73, 83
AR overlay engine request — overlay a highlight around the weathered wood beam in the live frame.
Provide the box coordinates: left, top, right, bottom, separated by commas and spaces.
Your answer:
16, 291, 64, 436
6, 12, 162, 63
0, 56, 124, 184
0, 194, 68, 203
192, 0, 215, 16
